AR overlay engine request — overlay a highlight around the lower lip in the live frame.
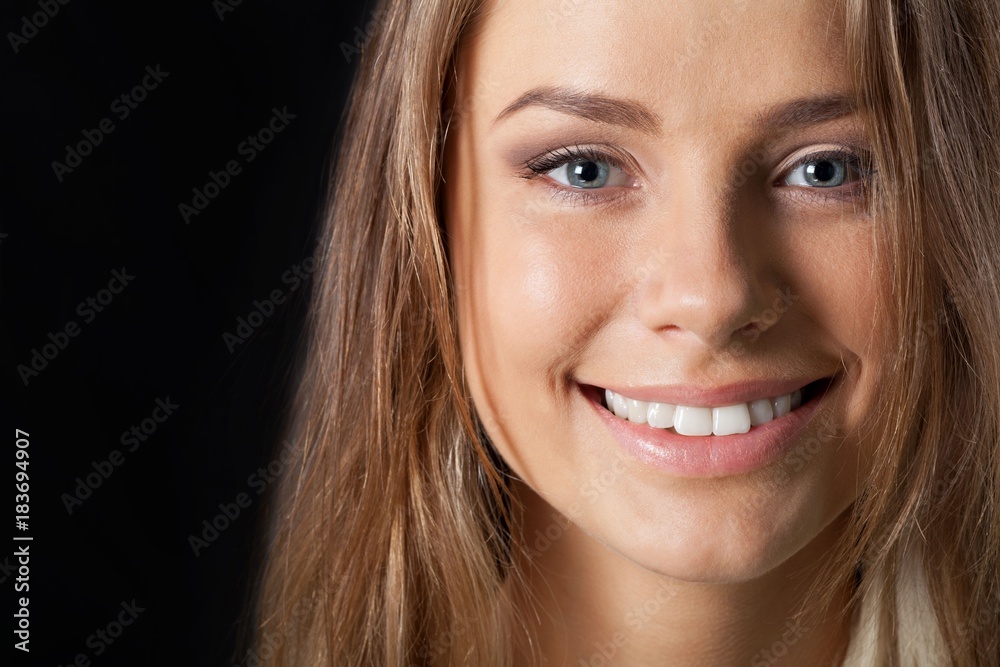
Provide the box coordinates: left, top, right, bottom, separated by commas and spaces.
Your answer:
582, 382, 827, 478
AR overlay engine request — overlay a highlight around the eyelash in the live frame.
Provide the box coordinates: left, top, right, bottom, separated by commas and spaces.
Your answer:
520, 145, 635, 205
520, 145, 876, 205
777, 148, 876, 203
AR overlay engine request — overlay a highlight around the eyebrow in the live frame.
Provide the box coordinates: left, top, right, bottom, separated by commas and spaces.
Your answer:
493, 86, 662, 134
753, 94, 858, 134
493, 86, 858, 136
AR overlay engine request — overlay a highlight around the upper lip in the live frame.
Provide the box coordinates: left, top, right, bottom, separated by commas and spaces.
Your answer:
589, 376, 830, 407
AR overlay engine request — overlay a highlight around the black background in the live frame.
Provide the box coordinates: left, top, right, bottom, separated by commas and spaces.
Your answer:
2, 0, 370, 664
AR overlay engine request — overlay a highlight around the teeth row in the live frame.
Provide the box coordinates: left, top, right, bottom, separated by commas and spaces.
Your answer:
603, 387, 803, 436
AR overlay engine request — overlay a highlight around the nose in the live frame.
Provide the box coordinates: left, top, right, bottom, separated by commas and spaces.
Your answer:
637, 184, 777, 350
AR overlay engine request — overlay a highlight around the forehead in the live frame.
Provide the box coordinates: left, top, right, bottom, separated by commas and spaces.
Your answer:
457, 0, 850, 134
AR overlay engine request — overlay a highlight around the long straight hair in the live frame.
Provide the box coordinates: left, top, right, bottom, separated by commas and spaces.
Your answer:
833, 1, 1000, 664
249, 0, 1000, 664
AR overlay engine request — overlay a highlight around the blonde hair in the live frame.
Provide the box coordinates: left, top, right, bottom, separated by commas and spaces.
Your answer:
247, 0, 1000, 664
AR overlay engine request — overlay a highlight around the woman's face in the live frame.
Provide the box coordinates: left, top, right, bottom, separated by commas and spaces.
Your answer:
445, 0, 882, 581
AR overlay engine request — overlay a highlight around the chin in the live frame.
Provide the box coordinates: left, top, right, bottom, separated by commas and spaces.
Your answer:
587, 483, 854, 584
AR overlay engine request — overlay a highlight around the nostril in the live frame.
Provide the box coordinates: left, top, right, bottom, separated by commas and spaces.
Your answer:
738, 321, 764, 338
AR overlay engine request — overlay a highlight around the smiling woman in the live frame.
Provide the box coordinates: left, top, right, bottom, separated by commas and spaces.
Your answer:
248, 0, 1000, 665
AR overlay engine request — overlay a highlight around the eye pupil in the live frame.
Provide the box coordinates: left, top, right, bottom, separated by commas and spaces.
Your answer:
568, 159, 609, 188
804, 159, 843, 186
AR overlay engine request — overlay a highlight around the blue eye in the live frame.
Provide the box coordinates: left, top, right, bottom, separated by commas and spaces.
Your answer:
524, 146, 637, 192
551, 158, 611, 188
547, 157, 633, 189
783, 154, 861, 188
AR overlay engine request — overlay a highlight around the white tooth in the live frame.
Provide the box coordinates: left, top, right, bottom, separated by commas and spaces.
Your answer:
771, 394, 791, 418
673, 405, 713, 436
627, 398, 649, 424
712, 403, 752, 436
647, 402, 675, 429
790, 388, 802, 409
748, 398, 774, 426
605, 388, 615, 411
612, 392, 630, 419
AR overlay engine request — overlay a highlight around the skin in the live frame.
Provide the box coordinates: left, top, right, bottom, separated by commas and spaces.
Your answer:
445, 0, 883, 663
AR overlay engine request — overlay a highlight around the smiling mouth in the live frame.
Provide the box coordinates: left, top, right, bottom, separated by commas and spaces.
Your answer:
594, 378, 833, 437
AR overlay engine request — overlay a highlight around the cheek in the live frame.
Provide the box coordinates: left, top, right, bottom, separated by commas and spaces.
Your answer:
790, 218, 881, 340
450, 194, 620, 481
777, 223, 886, 498
469, 231, 596, 455
787, 223, 885, 416
494, 244, 568, 357
470, 196, 620, 381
